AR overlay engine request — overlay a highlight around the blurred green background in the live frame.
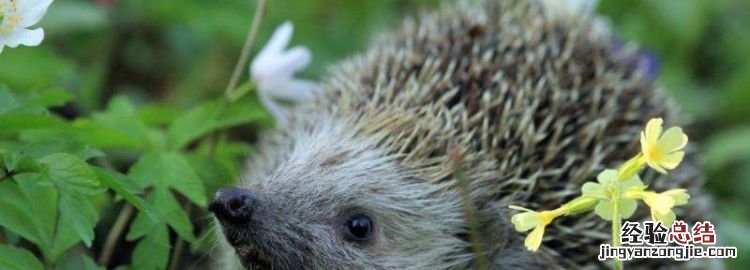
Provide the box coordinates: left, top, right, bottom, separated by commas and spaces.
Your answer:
0, 0, 747, 268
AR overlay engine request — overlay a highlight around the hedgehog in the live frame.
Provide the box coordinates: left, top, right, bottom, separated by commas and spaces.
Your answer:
209, 0, 712, 269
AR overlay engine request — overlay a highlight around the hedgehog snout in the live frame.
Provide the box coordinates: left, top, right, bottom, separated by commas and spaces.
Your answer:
210, 187, 258, 224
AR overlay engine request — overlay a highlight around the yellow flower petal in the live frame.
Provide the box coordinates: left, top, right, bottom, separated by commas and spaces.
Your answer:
640, 118, 689, 173
659, 151, 685, 170
644, 118, 663, 145
511, 211, 540, 232
643, 192, 675, 220
654, 211, 677, 227
645, 159, 667, 174
657, 127, 688, 152
663, 189, 690, 205
524, 225, 545, 252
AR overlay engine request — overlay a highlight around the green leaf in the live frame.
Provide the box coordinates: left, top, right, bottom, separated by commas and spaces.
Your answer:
128, 153, 207, 206
39, 153, 102, 193
131, 225, 170, 270
166, 97, 269, 150
187, 154, 237, 199
165, 100, 224, 150
72, 96, 156, 151
7, 140, 104, 163
0, 86, 20, 114
93, 168, 151, 214
0, 245, 44, 270
0, 114, 70, 132
126, 188, 196, 242
0, 174, 57, 255
49, 206, 89, 262
72, 119, 147, 150
54, 253, 105, 270
81, 255, 105, 270
137, 104, 181, 125
126, 210, 160, 242
24, 89, 74, 108
154, 189, 196, 242
58, 191, 98, 247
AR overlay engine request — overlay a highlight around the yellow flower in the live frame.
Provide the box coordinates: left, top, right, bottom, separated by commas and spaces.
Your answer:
640, 118, 688, 174
626, 189, 689, 227
509, 206, 564, 251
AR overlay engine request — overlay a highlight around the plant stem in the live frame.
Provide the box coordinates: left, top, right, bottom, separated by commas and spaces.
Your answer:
224, 0, 268, 98
98, 204, 134, 266
611, 199, 623, 270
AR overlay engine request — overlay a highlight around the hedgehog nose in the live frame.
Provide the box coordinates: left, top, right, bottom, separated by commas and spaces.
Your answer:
209, 187, 257, 224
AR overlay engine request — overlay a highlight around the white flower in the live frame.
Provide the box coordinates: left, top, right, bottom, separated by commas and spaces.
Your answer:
0, 0, 53, 54
250, 21, 320, 125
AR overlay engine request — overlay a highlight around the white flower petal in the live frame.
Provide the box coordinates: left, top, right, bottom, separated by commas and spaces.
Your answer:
274, 46, 311, 74
16, 0, 53, 27
264, 21, 293, 55
3, 28, 45, 47
265, 79, 320, 102
251, 22, 294, 80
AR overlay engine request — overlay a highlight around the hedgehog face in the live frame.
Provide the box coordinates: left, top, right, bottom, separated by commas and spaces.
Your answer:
211, 119, 469, 269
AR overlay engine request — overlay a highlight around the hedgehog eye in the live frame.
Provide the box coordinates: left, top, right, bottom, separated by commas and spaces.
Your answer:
343, 213, 373, 242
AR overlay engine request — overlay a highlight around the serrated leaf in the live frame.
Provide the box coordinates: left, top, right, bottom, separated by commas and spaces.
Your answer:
131, 225, 170, 270
72, 96, 155, 151
166, 97, 269, 150
0, 180, 45, 245
0, 174, 57, 255
49, 209, 87, 263
0, 245, 44, 270
39, 153, 102, 193
8, 140, 104, 163
165, 100, 223, 150
125, 187, 196, 243
187, 155, 237, 199
58, 191, 98, 247
126, 210, 160, 242
128, 153, 207, 206
73, 119, 146, 150
93, 167, 151, 214
154, 188, 196, 242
